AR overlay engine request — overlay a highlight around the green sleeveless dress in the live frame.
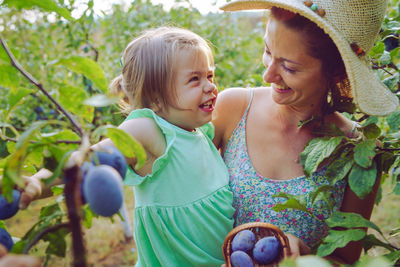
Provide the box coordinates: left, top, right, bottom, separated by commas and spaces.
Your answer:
123, 109, 235, 267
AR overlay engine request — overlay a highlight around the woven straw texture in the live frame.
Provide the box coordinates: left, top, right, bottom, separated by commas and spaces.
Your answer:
221, 0, 399, 116
222, 222, 290, 267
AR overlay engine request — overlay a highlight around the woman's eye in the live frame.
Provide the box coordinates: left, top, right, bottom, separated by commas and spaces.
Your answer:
282, 65, 296, 74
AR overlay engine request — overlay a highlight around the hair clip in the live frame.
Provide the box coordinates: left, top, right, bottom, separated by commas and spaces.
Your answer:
119, 57, 123, 68
350, 42, 366, 57
303, 1, 326, 17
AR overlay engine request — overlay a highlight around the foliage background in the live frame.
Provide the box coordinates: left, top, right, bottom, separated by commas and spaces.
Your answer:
0, 0, 400, 266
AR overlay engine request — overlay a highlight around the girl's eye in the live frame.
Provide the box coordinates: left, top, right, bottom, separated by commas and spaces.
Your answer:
189, 76, 199, 82
264, 48, 271, 55
207, 74, 214, 81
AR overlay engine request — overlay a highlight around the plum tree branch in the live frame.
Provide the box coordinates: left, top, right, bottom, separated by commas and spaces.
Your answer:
2, 136, 81, 144
22, 222, 70, 254
0, 35, 83, 137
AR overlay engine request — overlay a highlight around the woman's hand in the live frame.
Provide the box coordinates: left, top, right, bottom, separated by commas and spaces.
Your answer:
285, 233, 311, 258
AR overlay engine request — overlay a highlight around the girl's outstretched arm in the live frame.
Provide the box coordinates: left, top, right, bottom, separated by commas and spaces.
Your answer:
10, 116, 166, 209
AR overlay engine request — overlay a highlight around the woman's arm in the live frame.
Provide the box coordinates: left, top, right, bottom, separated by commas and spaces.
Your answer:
329, 173, 381, 264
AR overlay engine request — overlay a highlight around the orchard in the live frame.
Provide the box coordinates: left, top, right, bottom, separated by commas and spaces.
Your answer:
0, 0, 400, 266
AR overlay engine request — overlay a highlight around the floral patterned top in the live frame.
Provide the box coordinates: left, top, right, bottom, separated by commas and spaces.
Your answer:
222, 89, 347, 248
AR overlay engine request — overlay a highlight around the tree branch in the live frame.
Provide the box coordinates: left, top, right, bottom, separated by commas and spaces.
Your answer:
64, 162, 87, 267
23, 222, 70, 254
0, 35, 83, 137
2, 136, 81, 144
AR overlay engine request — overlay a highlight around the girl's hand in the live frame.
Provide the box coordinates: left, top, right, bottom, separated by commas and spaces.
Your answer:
19, 169, 53, 209
0, 244, 41, 267
286, 233, 311, 258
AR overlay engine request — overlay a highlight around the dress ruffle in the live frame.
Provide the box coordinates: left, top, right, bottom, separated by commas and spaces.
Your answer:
134, 185, 234, 267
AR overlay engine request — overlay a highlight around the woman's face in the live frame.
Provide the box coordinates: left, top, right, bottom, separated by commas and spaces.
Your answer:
263, 18, 328, 111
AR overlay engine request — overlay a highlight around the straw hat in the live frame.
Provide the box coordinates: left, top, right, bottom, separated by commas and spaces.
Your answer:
221, 0, 399, 116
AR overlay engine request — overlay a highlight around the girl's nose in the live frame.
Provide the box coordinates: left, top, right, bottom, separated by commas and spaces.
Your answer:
204, 81, 217, 94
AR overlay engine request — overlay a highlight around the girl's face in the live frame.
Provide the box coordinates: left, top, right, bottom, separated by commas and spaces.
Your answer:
158, 48, 217, 131
263, 18, 328, 111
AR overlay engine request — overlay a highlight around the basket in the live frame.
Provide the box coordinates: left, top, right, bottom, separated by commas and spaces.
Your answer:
222, 222, 291, 267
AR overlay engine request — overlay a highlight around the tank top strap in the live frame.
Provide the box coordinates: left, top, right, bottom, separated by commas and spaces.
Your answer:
245, 88, 254, 114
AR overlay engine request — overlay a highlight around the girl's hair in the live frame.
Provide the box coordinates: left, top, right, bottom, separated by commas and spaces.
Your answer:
270, 7, 349, 114
110, 27, 214, 114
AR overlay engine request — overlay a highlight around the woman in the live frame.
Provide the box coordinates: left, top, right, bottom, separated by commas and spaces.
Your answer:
214, 0, 398, 264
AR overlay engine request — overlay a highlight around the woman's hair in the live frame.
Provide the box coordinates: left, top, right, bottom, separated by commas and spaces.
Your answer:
110, 26, 214, 114
270, 7, 350, 114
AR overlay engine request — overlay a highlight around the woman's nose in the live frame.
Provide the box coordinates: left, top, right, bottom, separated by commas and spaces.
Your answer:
263, 60, 281, 83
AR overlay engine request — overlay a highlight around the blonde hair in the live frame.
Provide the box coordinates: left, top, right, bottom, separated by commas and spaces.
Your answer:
110, 26, 214, 114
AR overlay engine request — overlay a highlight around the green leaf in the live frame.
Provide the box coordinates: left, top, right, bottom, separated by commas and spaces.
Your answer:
354, 255, 392, 267
40, 203, 62, 219
309, 185, 335, 208
383, 250, 400, 263
0, 46, 21, 89
92, 126, 146, 169
354, 139, 377, 168
7, 87, 33, 116
58, 85, 94, 123
362, 234, 396, 252
4, 121, 51, 188
326, 211, 382, 235
325, 152, 354, 184
348, 162, 378, 199
272, 194, 318, 220
43, 226, 69, 257
317, 229, 366, 257
386, 111, 400, 132
1, 0, 73, 20
393, 182, 400, 195
362, 124, 381, 139
57, 56, 108, 92
51, 185, 64, 196
300, 137, 343, 177
106, 127, 146, 169
82, 205, 94, 229
281, 256, 333, 267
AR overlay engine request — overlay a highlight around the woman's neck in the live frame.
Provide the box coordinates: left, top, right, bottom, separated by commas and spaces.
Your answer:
275, 104, 323, 130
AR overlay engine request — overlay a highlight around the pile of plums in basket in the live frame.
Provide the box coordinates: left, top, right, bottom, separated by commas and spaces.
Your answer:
230, 229, 282, 267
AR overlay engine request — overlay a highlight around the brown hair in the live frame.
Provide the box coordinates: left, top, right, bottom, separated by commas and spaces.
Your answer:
270, 7, 350, 113
110, 27, 214, 114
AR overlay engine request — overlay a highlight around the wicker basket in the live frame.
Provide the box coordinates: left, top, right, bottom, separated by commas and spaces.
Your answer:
222, 222, 291, 267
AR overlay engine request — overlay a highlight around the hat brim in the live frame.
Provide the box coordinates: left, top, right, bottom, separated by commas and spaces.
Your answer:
221, 0, 399, 115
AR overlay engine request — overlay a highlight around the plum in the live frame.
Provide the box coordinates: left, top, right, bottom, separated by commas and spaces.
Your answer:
232, 229, 256, 252
82, 165, 124, 217
0, 190, 20, 220
253, 236, 282, 265
0, 228, 14, 252
91, 147, 127, 179
80, 161, 94, 204
231, 250, 254, 267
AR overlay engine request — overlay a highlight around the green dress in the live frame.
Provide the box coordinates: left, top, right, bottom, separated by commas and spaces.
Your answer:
123, 109, 235, 267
